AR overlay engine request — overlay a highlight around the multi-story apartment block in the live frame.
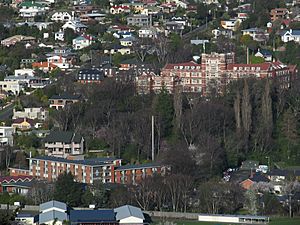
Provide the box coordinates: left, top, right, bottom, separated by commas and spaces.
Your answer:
28, 156, 122, 184
13, 107, 49, 121
44, 131, 84, 158
114, 163, 169, 184
0, 126, 15, 146
127, 14, 149, 27
136, 52, 297, 95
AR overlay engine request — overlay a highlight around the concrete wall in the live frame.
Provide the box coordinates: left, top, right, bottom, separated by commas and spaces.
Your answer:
144, 211, 199, 220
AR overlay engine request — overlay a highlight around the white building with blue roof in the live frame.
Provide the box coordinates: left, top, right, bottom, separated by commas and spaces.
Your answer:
280, 29, 300, 43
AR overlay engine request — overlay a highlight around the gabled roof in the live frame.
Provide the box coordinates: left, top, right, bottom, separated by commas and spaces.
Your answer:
39, 210, 68, 224
70, 210, 116, 223
12, 118, 35, 126
44, 131, 82, 143
40, 200, 67, 212
49, 93, 81, 100
0, 176, 33, 184
114, 205, 145, 221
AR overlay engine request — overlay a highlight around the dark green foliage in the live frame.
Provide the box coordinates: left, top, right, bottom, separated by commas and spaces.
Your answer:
53, 172, 83, 207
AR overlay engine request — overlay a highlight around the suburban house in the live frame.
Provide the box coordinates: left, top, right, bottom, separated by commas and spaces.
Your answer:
110, 5, 130, 14
212, 28, 234, 39
220, 19, 241, 31
14, 68, 35, 77
104, 45, 131, 55
0, 175, 33, 193
255, 49, 273, 62
44, 131, 84, 158
49, 93, 81, 109
165, 21, 185, 36
127, 14, 150, 27
12, 118, 35, 130
62, 19, 87, 33
47, 55, 71, 70
18, 1, 48, 18
138, 26, 158, 38
77, 68, 105, 84
240, 173, 270, 190
70, 210, 118, 225
241, 28, 269, 42
51, 11, 73, 22
120, 36, 136, 46
39, 200, 68, 225
1, 35, 35, 47
0, 126, 15, 146
72, 35, 94, 50
55, 30, 65, 41
0, 80, 23, 95
13, 107, 49, 121
280, 29, 300, 43
270, 8, 289, 21
32, 62, 58, 73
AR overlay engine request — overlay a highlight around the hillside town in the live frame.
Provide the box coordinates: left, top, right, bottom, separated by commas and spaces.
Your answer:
0, 0, 300, 224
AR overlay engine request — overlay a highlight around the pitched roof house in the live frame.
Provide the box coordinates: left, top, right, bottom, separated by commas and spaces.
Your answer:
44, 131, 84, 158
114, 205, 145, 224
280, 29, 300, 43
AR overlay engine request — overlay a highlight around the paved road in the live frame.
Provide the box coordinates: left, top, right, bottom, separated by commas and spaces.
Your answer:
182, 22, 211, 41
0, 103, 14, 121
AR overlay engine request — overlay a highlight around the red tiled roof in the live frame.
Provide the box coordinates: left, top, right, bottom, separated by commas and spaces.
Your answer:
32, 62, 57, 68
163, 61, 200, 70
0, 175, 33, 184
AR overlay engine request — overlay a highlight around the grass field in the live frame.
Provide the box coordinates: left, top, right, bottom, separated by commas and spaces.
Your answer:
153, 217, 300, 225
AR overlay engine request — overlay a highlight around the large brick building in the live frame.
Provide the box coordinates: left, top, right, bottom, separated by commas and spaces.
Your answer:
136, 52, 297, 95
17, 156, 168, 184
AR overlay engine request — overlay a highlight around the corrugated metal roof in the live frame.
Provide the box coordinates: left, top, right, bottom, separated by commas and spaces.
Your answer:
70, 210, 116, 223
114, 205, 144, 221
40, 200, 67, 212
39, 210, 68, 223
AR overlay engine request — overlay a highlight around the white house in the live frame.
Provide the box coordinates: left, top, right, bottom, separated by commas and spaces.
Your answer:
138, 27, 157, 38
114, 205, 145, 225
18, 1, 48, 18
51, 11, 73, 22
72, 35, 93, 50
221, 19, 241, 31
55, 30, 65, 41
0, 81, 23, 95
62, 20, 87, 33
15, 214, 36, 225
241, 28, 269, 42
280, 29, 300, 43
13, 107, 49, 121
47, 55, 70, 70
14, 68, 35, 77
0, 126, 15, 146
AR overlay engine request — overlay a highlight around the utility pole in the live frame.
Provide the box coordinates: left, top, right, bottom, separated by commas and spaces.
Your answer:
289, 193, 292, 218
246, 47, 249, 64
151, 115, 155, 161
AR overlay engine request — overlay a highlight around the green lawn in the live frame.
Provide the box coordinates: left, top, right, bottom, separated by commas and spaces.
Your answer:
153, 217, 300, 225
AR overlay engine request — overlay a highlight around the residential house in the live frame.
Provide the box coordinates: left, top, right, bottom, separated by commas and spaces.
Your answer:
16, 21, 53, 31
39, 200, 68, 225
0, 126, 15, 146
127, 14, 150, 27
12, 118, 35, 130
32, 62, 58, 73
165, 21, 185, 36
13, 108, 49, 121
212, 28, 234, 39
62, 19, 87, 33
51, 11, 73, 22
110, 5, 130, 14
4, 75, 49, 89
165, 0, 188, 8
141, 6, 161, 15
122, 2, 145, 12
114, 205, 144, 225
14, 68, 35, 77
280, 29, 300, 43
241, 28, 269, 42
1, 181, 33, 195
255, 49, 273, 62
28, 156, 122, 183
138, 26, 158, 38
0, 80, 23, 95
120, 36, 135, 46
49, 93, 81, 109
55, 30, 65, 41
47, 55, 71, 70
72, 35, 93, 50
221, 19, 240, 31
20, 58, 37, 67
77, 68, 105, 84
240, 173, 270, 190
270, 8, 289, 21
104, 45, 131, 55
18, 1, 48, 18
44, 131, 84, 158
1, 35, 35, 47
15, 214, 37, 225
